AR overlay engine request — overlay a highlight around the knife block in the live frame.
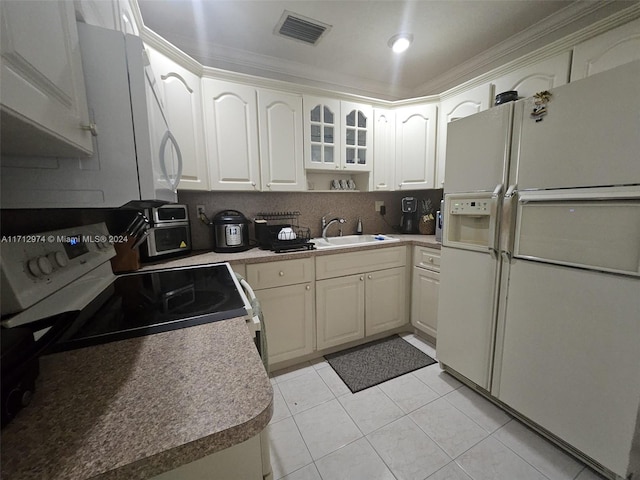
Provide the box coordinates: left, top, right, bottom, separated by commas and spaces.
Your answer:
110, 237, 140, 273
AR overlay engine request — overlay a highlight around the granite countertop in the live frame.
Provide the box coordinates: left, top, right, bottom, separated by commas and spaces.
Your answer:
139, 234, 440, 271
1, 318, 273, 480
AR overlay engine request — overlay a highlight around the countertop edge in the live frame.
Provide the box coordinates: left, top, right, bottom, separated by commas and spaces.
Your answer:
139, 235, 440, 270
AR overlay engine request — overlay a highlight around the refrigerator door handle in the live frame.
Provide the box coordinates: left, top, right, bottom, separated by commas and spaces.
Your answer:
488, 184, 503, 257
501, 184, 518, 260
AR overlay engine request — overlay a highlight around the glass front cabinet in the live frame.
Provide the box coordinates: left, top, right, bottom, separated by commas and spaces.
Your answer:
341, 101, 372, 172
303, 97, 372, 172
304, 96, 341, 170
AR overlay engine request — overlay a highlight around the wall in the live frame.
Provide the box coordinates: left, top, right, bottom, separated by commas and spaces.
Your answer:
179, 189, 443, 250
0, 189, 443, 252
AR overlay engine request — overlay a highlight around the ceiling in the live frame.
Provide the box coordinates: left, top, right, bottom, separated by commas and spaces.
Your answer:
137, 1, 633, 100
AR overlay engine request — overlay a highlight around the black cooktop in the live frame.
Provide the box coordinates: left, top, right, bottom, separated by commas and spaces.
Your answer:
47, 264, 248, 353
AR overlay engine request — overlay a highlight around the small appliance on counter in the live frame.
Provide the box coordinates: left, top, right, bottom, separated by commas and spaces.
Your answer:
254, 211, 314, 253
400, 197, 419, 234
212, 210, 251, 253
140, 204, 191, 261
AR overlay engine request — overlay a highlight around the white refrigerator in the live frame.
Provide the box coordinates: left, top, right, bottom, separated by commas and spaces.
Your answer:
436, 60, 640, 480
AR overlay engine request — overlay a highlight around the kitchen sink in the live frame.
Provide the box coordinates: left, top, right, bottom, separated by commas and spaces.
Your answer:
312, 234, 399, 249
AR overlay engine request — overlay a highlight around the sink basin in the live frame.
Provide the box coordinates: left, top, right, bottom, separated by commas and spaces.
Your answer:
312, 234, 399, 249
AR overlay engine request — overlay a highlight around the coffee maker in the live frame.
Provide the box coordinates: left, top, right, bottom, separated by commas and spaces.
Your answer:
400, 197, 418, 234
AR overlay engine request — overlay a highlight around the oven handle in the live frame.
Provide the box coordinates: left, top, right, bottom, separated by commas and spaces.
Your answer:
236, 275, 268, 373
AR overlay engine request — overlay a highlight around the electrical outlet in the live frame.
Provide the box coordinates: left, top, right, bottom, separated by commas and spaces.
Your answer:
375, 201, 385, 212
196, 205, 206, 217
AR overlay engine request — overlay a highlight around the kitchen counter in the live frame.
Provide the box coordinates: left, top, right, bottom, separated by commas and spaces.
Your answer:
139, 234, 440, 271
1, 317, 273, 480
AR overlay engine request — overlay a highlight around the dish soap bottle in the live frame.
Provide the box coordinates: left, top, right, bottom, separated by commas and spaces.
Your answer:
356, 217, 363, 235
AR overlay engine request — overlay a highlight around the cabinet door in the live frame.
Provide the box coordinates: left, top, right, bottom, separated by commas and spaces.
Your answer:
571, 17, 640, 81
257, 283, 315, 365
395, 104, 437, 190
365, 267, 407, 336
341, 101, 372, 172
1, 23, 141, 208
0, 0, 93, 156
303, 95, 341, 171
492, 52, 571, 100
411, 267, 439, 338
316, 274, 365, 349
203, 79, 260, 190
373, 108, 395, 191
257, 89, 306, 191
147, 46, 208, 191
437, 83, 491, 188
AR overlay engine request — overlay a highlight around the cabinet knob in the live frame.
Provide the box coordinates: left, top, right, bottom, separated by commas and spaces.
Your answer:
80, 122, 98, 136
359, 276, 364, 281
305, 285, 310, 290
428, 257, 434, 263
335, 165, 339, 169
367, 274, 372, 279
343, 165, 347, 169
251, 182, 256, 187
279, 271, 284, 276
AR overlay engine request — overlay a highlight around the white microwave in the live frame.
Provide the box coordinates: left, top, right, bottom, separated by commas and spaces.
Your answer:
0, 24, 182, 208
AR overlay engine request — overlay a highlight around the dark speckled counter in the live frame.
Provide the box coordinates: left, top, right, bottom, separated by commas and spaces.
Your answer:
1, 318, 273, 480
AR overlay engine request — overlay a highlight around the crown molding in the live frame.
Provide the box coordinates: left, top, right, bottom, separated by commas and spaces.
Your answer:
437, 2, 640, 101
134, 0, 640, 107
145, 29, 414, 100
414, 1, 640, 96
140, 27, 204, 76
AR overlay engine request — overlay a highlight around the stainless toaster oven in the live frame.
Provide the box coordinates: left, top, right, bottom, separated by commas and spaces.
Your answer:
141, 204, 191, 260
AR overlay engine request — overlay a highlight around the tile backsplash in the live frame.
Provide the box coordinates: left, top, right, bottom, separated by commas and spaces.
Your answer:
179, 189, 443, 250
0, 189, 443, 252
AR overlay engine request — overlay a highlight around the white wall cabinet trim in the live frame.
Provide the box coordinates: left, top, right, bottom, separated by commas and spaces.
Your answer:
257, 89, 306, 191
395, 103, 438, 190
202, 79, 261, 191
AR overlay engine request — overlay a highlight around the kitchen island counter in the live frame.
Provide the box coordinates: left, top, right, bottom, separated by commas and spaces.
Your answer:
140, 234, 440, 271
1, 317, 273, 480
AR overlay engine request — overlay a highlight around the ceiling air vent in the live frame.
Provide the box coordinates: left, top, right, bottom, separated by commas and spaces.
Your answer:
275, 11, 331, 46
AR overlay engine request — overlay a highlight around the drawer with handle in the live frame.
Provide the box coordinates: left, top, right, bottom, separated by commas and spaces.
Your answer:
246, 258, 314, 289
414, 246, 441, 272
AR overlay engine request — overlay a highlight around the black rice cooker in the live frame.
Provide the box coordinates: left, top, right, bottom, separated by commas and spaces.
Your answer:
212, 210, 251, 253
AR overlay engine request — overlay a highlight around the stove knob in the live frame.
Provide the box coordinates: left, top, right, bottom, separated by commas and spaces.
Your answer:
27, 256, 52, 277
47, 251, 68, 268
37, 256, 53, 275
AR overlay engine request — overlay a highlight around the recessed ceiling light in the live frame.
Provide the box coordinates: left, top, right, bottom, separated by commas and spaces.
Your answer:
388, 33, 413, 54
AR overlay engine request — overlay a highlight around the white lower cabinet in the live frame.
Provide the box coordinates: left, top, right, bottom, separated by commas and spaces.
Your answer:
316, 273, 365, 349
411, 246, 441, 338
316, 247, 408, 350
247, 258, 315, 365
150, 432, 269, 480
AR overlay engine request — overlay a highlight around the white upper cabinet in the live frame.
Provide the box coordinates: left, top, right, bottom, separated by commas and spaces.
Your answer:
395, 103, 438, 190
0, 0, 93, 157
146, 46, 208, 191
341, 101, 372, 172
257, 89, 306, 191
202, 79, 260, 191
373, 108, 396, 191
571, 17, 640, 81
492, 51, 571, 100
303, 95, 341, 171
437, 83, 491, 188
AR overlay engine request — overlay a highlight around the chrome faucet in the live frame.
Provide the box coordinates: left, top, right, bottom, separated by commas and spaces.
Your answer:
321, 215, 346, 240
